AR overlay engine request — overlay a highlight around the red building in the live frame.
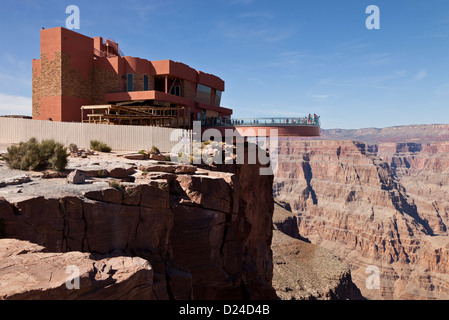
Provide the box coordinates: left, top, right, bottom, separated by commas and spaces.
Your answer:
32, 27, 232, 127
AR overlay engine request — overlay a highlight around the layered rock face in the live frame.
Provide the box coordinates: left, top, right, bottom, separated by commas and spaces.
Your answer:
273, 139, 449, 300
373, 142, 449, 237
0, 154, 275, 299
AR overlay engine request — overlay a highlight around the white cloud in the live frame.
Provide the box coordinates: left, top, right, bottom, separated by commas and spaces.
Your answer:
413, 69, 427, 81
0, 93, 32, 116
434, 83, 449, 96
366, 53, 391, 66
310, 94, 330, 99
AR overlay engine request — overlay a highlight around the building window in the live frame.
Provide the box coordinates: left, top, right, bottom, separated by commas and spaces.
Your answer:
215, 90, 222, 107
196, 84, 211, 104
127, 74, 134, 92
171, 85, 181, 97
143, 75, 149, 91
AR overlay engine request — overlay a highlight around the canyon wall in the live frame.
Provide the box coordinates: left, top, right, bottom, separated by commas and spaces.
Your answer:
273, 139, 449, 299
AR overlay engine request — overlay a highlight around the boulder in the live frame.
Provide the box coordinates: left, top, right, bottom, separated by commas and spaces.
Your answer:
174, 165, 197, 174
0, 239, 155, 300
122, 153, 146, 160
107, 165, 136, 178
67, 170, 85, 184
139, 164, 175, 173
149, 154, 167, 161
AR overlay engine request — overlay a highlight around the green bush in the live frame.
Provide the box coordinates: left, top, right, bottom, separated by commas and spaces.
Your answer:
90, 140, 112, 153
3, 138, 68, 171
68, 143, 78, 153
149, 146, 161, 155
108, 180, 125, 192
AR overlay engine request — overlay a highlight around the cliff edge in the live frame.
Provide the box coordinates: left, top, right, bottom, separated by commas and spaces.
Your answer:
0, 146, 275, 300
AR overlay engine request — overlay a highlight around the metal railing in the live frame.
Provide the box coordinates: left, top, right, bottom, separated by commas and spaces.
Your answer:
93, 48, 119, 58
201, 116, 321, 127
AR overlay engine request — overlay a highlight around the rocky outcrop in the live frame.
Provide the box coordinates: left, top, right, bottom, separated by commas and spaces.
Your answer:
0, 151, 276, 300
273, 139, 449, 300
0, 239, 154, 300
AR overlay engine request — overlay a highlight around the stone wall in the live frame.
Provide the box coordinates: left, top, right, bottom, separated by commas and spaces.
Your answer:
32, 53, 63, 118
33, 51, 123, 120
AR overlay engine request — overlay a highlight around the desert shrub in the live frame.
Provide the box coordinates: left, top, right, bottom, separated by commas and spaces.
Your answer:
68, 143, 78, 153
47, 143, 69, 171
149, 146, 161, 155
108, 180, 125, 192
3, 138, 68, 171
97, 170, 107, 178
90, 140, 112, 153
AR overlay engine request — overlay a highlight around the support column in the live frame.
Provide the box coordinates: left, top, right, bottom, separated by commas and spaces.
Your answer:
165, 75, 168, 94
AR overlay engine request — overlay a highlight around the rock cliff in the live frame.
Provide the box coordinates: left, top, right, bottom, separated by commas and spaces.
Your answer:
0, 150, 276, 300
274, 139, 449, 300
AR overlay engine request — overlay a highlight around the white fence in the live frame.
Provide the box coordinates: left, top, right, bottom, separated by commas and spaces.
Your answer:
0, 118, 191, 152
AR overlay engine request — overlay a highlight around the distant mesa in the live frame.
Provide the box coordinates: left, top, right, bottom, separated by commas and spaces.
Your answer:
320, 123, 449, 143
0, 115, 32, 119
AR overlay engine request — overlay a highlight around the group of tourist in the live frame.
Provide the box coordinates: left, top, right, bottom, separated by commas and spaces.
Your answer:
202, 114, 320, 126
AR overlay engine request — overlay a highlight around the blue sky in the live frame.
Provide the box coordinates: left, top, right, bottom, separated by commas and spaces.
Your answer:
0, 0, 448, 129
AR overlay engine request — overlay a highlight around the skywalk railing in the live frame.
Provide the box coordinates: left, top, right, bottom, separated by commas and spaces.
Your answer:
201, 117, 321, 127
